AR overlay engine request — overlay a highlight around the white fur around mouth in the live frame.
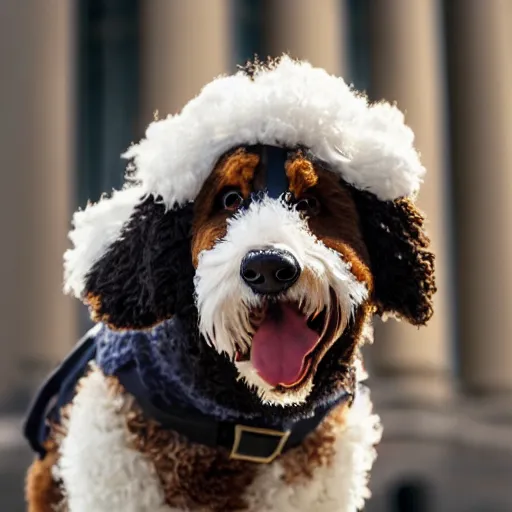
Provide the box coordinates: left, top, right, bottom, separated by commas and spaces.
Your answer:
193, 196, 369, 404
234, 297, 345, 380
234, 300, 328, 386
232, 291, 345, 403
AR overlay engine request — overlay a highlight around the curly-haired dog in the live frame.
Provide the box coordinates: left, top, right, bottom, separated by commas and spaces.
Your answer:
23, 56, 435, 512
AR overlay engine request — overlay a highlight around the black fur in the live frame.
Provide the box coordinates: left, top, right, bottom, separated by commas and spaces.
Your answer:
82, 177, 435, 421
83, 184, 435, 421
83, 193, 359, 421
351, 189, 436, 326
136, 304, 360, 424
84, 196, 195, 329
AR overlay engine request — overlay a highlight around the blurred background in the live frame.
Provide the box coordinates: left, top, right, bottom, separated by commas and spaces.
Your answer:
1, 0, 511, 510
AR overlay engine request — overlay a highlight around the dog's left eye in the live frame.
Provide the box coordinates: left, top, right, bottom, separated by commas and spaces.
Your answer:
222, 190, 244, 211
295, 196, 321, 215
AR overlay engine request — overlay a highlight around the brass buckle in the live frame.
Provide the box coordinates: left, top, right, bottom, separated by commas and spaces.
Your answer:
230, 424, 291, 464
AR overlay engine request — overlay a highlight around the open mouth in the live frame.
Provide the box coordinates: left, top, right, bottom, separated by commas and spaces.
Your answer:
235, 291, 343, 390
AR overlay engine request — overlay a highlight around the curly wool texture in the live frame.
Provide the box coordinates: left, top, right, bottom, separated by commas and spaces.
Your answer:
126, 398, 259, 512
123, 55, 425, 208
64, 186, 144, 299
84, 196, 195, 329
123, 387, 371, 512
350, 190, 436, 325
243, 384, 382, 512
42, 369, 380, 512
95, 313, 358, 425
63, 56, 430, 301
25, 440, 63, 512
55, 368, 171, 512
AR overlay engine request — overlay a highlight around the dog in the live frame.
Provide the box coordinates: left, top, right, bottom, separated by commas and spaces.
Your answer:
24, 56, 435, 512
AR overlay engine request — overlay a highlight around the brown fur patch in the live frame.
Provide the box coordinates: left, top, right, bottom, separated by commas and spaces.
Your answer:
85, 294, 164, 332
391, 197, 436, 324
85, 292, 108, 324
102, 378, 258, 512
191, 148, 260, 266
221, 149, 260, 199
25, 386, 77, 511
308, 168, 373, 290
280, 400, 349, 484
25, 440, 63, 512
103, 373, 361, 510
351, 189, 436, 325
286, 156, 319, 197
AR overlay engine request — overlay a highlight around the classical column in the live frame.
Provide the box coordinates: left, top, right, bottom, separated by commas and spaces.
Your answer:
0, 1, 77, 404
367, 0, 453, 402
139, 0, 232, 123
445, 0, 512, 394
261, 0, 348, 76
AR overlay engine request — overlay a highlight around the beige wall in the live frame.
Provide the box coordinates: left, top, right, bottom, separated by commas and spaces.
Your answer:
0, 0, 77, 402
261, 0, 348, 76
366, 0, 453, 403
140, 0, 232, 124
446, 0, 512, 394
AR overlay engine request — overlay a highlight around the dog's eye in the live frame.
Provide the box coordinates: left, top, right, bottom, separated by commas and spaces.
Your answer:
222, 190, 244, 211
295, 196, 320, 215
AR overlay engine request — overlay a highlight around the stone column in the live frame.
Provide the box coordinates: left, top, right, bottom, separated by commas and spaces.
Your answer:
261, 0, 348, 76
139, 0, 232, 123
445, 0, 512, 394
367, 0, 453, 403
0, 0, 77, 404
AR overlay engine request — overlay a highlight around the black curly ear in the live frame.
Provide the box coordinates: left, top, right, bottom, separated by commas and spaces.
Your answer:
351, 190, 436, 326
83, 196, 195, 330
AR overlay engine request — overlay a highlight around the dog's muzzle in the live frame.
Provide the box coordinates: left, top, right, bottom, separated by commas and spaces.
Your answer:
240, 248, 300, 295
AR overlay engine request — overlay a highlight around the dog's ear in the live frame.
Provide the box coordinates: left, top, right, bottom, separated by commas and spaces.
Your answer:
351, 189, 436, 326
64, 189, 195, 330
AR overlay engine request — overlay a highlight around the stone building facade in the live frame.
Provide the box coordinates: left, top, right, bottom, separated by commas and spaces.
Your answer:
1, 1, 511, 510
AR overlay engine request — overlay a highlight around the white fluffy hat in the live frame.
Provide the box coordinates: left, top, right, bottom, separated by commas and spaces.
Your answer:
64, 56, 425, 298
126, 55, 424, 208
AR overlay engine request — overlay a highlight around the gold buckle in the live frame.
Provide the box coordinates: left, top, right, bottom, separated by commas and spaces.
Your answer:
230, 424, 291, 464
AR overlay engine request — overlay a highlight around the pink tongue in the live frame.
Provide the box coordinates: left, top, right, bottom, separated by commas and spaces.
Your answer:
251, 303, 320, 387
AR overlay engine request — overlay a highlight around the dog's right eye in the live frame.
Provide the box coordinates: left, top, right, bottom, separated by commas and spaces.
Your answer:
222, 190, 244, 211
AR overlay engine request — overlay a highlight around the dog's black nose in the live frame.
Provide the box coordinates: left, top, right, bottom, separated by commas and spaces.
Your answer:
240, 249, 300, 294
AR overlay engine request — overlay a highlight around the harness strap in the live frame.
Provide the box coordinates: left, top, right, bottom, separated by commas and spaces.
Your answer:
22, 327, 99, 458
23, 326, 340, 464
116, 362, 335, 463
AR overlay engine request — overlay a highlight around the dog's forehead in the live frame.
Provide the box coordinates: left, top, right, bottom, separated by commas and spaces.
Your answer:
208, 144, 323, 202
248, 145, 289, 199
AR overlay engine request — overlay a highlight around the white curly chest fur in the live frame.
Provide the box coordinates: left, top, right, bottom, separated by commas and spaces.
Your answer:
52, 369, 381, 512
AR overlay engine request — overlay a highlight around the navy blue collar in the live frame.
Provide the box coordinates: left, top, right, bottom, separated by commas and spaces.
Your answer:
23, 319, 348, 462
114, 359, 333, 463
